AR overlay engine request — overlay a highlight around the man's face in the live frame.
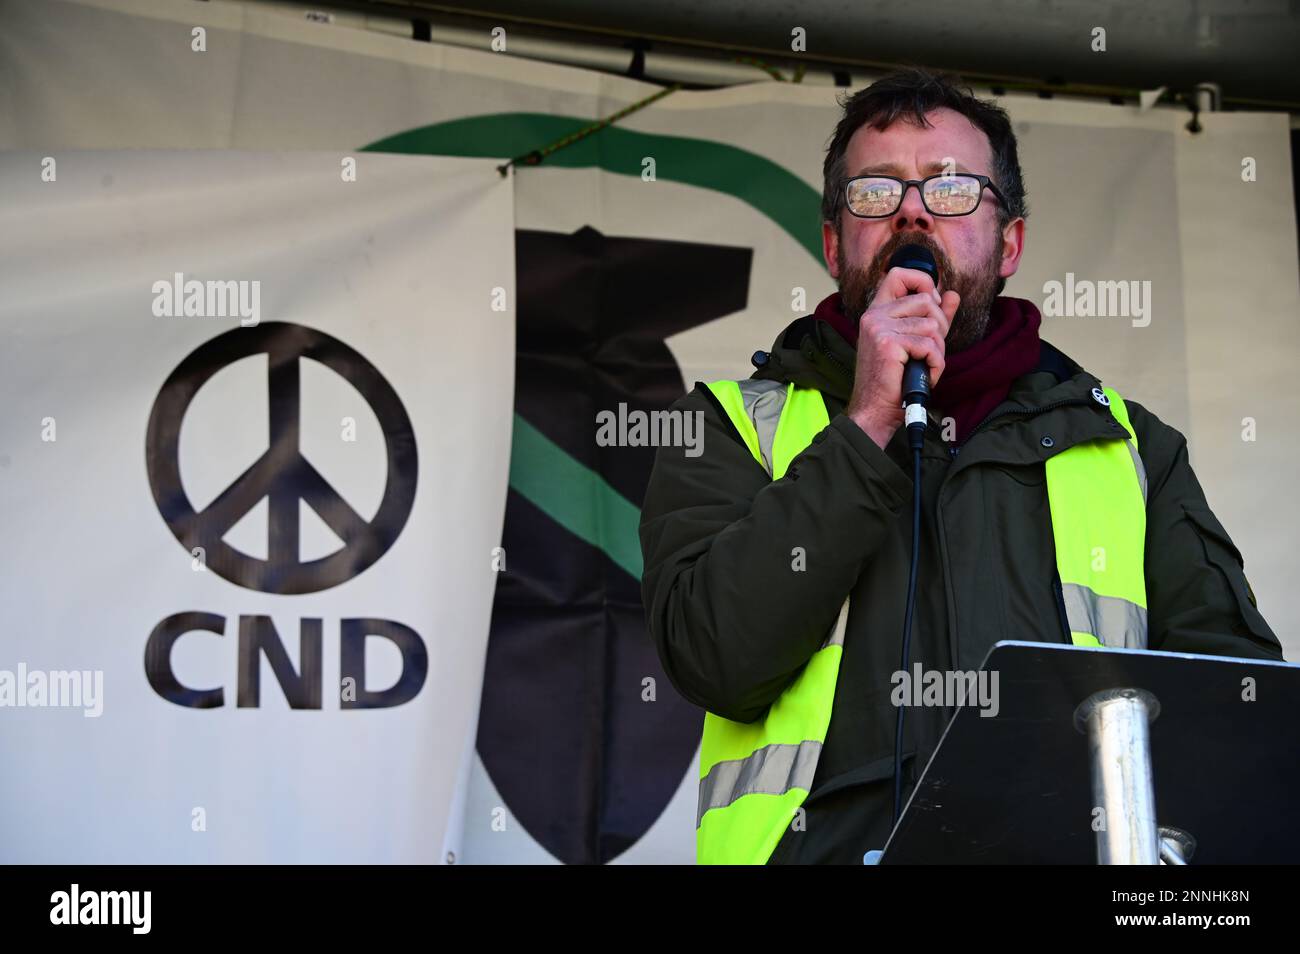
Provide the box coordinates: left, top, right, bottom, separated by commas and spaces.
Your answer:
822, 106, 1024, 353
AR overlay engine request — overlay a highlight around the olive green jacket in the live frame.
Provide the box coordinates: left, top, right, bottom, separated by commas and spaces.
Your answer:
639, 309, 1284, 864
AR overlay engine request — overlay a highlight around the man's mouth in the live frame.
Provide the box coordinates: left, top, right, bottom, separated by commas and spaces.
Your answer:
872, 236, 948, 291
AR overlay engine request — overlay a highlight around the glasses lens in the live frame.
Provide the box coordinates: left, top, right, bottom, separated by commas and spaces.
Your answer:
847, 178, 903, 217
923, 175, 981, 215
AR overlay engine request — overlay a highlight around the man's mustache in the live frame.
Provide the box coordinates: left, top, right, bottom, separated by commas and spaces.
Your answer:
868, 236, 951, 291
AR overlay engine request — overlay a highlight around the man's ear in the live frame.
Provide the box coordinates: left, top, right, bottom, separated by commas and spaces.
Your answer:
822, 220, 841, 279
998, 217, 1025, 282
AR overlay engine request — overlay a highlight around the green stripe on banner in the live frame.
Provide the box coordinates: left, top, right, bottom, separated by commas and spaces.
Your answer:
363, 113, 824, 264
366, 114, 822, 581
509, 413, 644, 580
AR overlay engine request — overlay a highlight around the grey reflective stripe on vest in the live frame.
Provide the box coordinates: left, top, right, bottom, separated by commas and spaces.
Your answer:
823, 596, 849, 648
735, 379, 787, 475
1124, 439, 1148, 503
697, 740, 821, 828
1061, 582, 1148, 649
696, 599, 849, 827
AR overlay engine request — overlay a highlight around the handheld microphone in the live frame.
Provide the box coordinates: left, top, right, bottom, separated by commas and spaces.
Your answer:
883, 242, 940, 835
886, 244, 939, 450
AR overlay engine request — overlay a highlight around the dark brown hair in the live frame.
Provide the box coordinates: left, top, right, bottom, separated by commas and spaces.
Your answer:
821, 67, 1028, 231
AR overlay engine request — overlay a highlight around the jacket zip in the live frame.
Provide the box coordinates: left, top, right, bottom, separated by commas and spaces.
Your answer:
820, 343, 854, 381
1051, 570, 1072, 643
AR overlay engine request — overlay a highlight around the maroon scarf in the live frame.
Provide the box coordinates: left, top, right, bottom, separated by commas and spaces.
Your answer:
813, 291, 1043, 444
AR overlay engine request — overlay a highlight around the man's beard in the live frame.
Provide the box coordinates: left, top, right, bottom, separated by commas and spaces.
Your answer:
837, 229, 1003, 353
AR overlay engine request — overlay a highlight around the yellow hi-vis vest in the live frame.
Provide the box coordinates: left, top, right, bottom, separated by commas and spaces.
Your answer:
697, 378, 1148, 864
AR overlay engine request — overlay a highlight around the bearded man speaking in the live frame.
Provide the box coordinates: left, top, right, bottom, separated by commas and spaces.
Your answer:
638, 68, 1284, 865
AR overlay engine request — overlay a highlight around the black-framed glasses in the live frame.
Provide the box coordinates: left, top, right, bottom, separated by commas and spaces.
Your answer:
844, 173, 1005, 218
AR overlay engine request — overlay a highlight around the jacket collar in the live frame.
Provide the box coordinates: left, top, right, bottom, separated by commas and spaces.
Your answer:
751, 314, 854, 400
753, 310, 1091, 402
750, 312, 1129, 464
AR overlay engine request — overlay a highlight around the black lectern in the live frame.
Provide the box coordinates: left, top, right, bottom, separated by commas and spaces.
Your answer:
878, 641, 1299, 864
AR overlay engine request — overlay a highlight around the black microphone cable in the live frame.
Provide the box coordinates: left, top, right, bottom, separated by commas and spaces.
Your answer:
892, 430, 923, 828
885, 242, 937, 831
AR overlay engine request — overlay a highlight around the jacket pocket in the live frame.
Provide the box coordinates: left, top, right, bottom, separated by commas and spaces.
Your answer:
804, 751, 916, 805
1180, 502, 1272, 640
986, 461, 1046, 487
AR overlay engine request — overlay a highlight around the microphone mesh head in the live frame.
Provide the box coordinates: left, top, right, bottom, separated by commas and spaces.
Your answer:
887, 243, 938, 284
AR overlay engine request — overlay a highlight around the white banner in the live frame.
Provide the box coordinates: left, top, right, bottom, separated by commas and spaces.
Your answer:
0, 150, 515, 862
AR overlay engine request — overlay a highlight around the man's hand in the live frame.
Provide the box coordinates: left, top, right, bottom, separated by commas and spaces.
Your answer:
845, 267, 961, 449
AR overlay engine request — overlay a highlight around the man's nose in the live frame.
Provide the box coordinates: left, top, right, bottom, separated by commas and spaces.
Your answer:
892, 182, 934, 233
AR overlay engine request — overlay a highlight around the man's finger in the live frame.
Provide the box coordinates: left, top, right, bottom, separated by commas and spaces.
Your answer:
885, 314, 947, 344
879, 293, 947, 321
875, 266, 937, 304
891, 334, 946, 380
940, 289, 960, 322
884, 298, 951, 340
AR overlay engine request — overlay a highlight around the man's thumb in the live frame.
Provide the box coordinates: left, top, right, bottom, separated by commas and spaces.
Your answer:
941, 289, 961, 319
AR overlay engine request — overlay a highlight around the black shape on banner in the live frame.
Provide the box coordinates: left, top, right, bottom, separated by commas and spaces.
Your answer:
145, 322, 417, 594
479, 226, 753, 863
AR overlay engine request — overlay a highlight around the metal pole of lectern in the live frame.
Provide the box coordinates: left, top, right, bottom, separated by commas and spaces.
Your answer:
1073, 688, 1162, 865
